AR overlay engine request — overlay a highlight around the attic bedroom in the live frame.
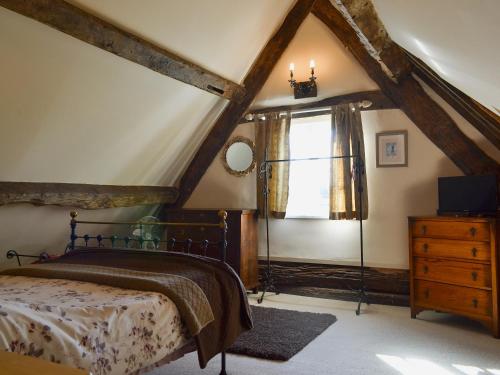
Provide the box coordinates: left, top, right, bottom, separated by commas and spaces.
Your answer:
0, 0, 499, 374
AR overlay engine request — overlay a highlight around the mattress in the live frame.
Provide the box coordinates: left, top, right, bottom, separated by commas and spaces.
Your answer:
0, 275, 191, 375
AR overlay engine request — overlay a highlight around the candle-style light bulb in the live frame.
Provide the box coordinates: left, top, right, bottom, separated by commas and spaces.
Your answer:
288, 62, 295, 86
309, 59, 316, 81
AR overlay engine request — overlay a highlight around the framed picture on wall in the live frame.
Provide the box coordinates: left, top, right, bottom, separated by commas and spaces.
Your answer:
376, 130, 408, 167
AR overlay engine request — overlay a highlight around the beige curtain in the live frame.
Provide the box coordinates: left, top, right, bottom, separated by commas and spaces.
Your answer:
256, 112, 291, 219
330, 103, 368, 220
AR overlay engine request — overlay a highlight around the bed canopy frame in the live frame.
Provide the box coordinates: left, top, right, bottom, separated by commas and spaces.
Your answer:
258, 142, 369, 316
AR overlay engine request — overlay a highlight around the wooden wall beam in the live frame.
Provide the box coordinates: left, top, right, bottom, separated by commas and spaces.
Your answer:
246, 90, 396, 117
0, 0, 245, 101
175, 0, 317, 207
258, 260, 409, 306
406, 50, 500, 149
0, 182, 178, 209
313, 0, 499, 176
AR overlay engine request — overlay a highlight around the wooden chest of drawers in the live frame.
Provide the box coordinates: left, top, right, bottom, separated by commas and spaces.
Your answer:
408, 216, 499, 337
163, 209, 259, 291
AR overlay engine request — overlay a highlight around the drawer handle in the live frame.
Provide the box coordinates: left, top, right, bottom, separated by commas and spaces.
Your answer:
472, 298, 478, 308
424, 289, 430, 298
200, 227, 205, 232
421, 225, 427, 235
469, 227, 477, 237
423, 243, 429, 253
423, 265, 429, 274
471, 271, 478, 281
471, 248, 478, 257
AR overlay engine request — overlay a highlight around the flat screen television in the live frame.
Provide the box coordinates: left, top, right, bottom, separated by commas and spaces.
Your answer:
438, 175, 498, 216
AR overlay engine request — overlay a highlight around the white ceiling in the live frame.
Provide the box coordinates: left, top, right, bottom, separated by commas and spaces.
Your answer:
373, 0, 500, 114
66, 0, 295, 83
0, 1, 295, 186
1, 0, 496, 189
43, 0, 500, 114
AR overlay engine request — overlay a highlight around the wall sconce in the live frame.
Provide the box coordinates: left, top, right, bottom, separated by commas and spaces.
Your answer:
288, 60, 317, 99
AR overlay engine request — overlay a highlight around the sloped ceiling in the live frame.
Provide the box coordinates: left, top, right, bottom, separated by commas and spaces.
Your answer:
253, 14, 378, 108
0, 0, 294, 186
66, 0, 294, 83
372, 0, 500, 115
0, 0, 497, 192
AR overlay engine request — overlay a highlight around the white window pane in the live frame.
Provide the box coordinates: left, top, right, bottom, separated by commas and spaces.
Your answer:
286, 115, 331, 219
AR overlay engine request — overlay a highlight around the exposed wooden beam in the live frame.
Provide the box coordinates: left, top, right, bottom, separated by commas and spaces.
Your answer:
334, 0, 411, 80
337, 0, 499, 155
0, 0, 245, 101
258, 259, 409, 297
0, 182, 178, 209
313, 0, 499, 176
246, 90, 396, 117
405, 50, 500, 149
175, 0, 317, 207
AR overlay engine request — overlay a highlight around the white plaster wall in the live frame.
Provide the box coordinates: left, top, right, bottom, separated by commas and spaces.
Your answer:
183, 6, 499, 269
261, 109, 461, 269
253, 14, 378, 108
187, 109, 463, 269
185, 124, 257, 209
0, 1, 292, 269
0, 2, 496, 271
0, 204, 156, 269
260, 79, 500, 269
0, 7, 215, 269
0, 7, 223, 186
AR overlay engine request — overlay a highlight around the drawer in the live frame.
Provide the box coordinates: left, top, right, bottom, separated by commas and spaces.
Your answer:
412, 220, 490, 241
412, 238, 491, 262
414, 280, 492, 317
414, 257, 491, 288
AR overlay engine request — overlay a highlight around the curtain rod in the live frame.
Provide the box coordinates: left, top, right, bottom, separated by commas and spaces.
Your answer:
264, 154, 360, 163
242, 100, 372, 124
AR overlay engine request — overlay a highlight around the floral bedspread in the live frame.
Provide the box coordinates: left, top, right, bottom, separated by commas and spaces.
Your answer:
0, 275, 190, 375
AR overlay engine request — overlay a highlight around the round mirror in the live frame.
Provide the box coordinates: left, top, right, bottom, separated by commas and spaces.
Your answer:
222, 136, 256, 177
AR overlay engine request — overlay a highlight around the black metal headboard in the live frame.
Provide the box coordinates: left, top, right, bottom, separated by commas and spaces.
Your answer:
7, 210, 229, 266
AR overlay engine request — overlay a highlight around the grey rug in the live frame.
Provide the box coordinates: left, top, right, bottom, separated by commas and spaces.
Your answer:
228, 306, 337, 361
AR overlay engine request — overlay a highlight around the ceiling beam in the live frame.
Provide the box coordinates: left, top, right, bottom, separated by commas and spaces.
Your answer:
334, 0, 499, 150
334, 0, 411, 81
245, 90, 396, 117
175, 0, 317, 207
405, 50, 500, 149
313, 0, 498, 176
0, 0, 245, 101
0, 181, 178, 209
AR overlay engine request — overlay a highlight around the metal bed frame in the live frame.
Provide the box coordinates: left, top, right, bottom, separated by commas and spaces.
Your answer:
6, 210, 231, 375
258, 142, 369, 315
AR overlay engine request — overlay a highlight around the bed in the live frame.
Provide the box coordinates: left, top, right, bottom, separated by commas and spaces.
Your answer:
1, 211, 252, 375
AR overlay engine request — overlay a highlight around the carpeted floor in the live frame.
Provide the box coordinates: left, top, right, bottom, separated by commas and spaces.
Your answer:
146, 294, 500, 375
228, 305, 337, 360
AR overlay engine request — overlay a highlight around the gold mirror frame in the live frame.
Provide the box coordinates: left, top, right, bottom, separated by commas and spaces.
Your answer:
221, 136, 256, 177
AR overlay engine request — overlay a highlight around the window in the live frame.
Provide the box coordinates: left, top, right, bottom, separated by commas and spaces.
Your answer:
285, 114, 331, 219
